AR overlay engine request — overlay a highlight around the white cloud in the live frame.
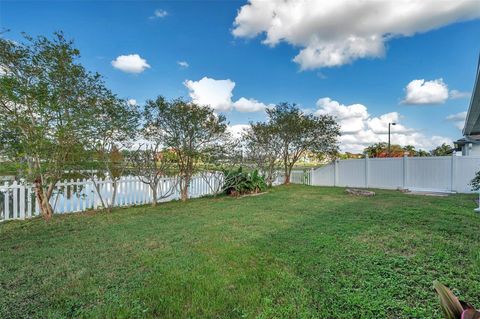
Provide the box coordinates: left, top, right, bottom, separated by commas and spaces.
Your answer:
227, 124, 250, 139
127, 99, 137, 106
315, 97, 450, 153
111, 54, 150, 74
232, 97, 270, 112
315, 97, 368, 134
150, 9, 168, 19
184, 77, 270, 113
184, 77, 236, 111
402, 79, 449, 104
446, 111, 467, 130
449, 89, 471, 99
232, 0, 480, 70
177, 61, 189, 68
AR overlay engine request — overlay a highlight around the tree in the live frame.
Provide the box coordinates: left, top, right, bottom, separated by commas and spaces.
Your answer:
431, 143, 453, 156
198, 139, 242, 196
416, 149, 430, 157
403, 145, 416, 155
244, 122, 282, 187
365, 142, 404, 157
143, 96, 228, 201
363, 143, 431, 157
0, 32, 119, 220
267, 103, 339, 184
128, 133, 178, 207
81, 96, 139, 212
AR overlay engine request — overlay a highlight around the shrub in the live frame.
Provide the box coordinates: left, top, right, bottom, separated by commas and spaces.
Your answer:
223, 167, 267, 196
470, 171, 480, 191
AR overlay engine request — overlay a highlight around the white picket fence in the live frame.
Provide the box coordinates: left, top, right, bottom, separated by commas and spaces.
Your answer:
311, 155, 480, 193
0, 174, 223, 222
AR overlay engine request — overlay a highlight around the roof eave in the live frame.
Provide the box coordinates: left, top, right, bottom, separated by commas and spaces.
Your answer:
463, 53, 480, 136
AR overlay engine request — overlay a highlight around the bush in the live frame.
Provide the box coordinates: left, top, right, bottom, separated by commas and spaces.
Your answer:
223, 167, 267, 196
471, 171, 480, 191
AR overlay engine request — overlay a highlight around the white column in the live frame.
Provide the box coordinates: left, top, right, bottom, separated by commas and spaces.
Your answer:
402, 155, 408, 189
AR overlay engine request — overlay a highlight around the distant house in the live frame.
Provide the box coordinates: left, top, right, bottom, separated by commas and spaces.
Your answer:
455, 56, 480, 155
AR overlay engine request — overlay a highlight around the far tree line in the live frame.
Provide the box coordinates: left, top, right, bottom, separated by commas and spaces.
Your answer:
354, 142, 453, 158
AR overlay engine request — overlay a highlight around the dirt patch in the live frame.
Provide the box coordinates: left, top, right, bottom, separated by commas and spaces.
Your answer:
345, 188, 375, 196
237, 192, 268, 199
406, 191, 450, 197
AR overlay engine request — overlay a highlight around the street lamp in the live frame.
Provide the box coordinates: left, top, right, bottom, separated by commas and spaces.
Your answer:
388, 122, 396, 156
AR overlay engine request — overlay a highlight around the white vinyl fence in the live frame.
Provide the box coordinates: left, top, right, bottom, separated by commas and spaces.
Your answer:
311, 155, 480, 193
274, 170, 313, 186
0, 174, 222, 222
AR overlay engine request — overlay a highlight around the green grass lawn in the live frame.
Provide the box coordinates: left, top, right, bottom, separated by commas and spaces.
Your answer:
1, 185, 479, 318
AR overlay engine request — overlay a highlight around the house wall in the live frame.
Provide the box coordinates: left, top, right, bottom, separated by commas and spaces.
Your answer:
462, 143, 480, 156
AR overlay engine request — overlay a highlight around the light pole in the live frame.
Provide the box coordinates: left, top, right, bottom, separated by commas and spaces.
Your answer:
388, 122, 396, 156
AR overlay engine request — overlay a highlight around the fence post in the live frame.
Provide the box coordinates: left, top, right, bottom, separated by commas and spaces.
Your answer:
19, 182, 25, 219
365, 155, 369, 188
310, 168, 314, 186
12, 181, 18, 219
334, 160, 339, 187
402, 154, 408, 189
3, 181, 10, 220
451, 153, 457, 192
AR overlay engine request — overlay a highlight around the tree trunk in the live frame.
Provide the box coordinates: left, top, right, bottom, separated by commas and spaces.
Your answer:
41, 197, 54, 220
283, 154, 290, 184
180, 175, 190, 201
151, 184, 157, 207
92, 179, 107, 210
34, 178, 53, 221
284, 163, 291, 185
267, 166, 275, 187
109, 179, 118, 213
284, 173, 290, 184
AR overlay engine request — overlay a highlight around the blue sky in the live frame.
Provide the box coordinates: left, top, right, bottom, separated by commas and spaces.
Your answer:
2, 0, 480, 152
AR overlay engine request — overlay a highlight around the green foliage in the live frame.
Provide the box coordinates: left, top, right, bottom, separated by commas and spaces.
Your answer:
364, 142, 408, 157
143, 96, 228, 200
244, 122, 282, 186
470, 171, 480, 191
0, 32, 138, 217
223, 167, 267, 195
431, 143, 454, 156
0, 32, 94, 181
266, 103, 340, 183
364, 142, 454, 158
0, 162, 23, 176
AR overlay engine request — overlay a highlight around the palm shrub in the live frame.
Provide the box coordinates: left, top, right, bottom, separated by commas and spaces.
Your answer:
223, 167, 267, 196
434, 281, 480, 319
